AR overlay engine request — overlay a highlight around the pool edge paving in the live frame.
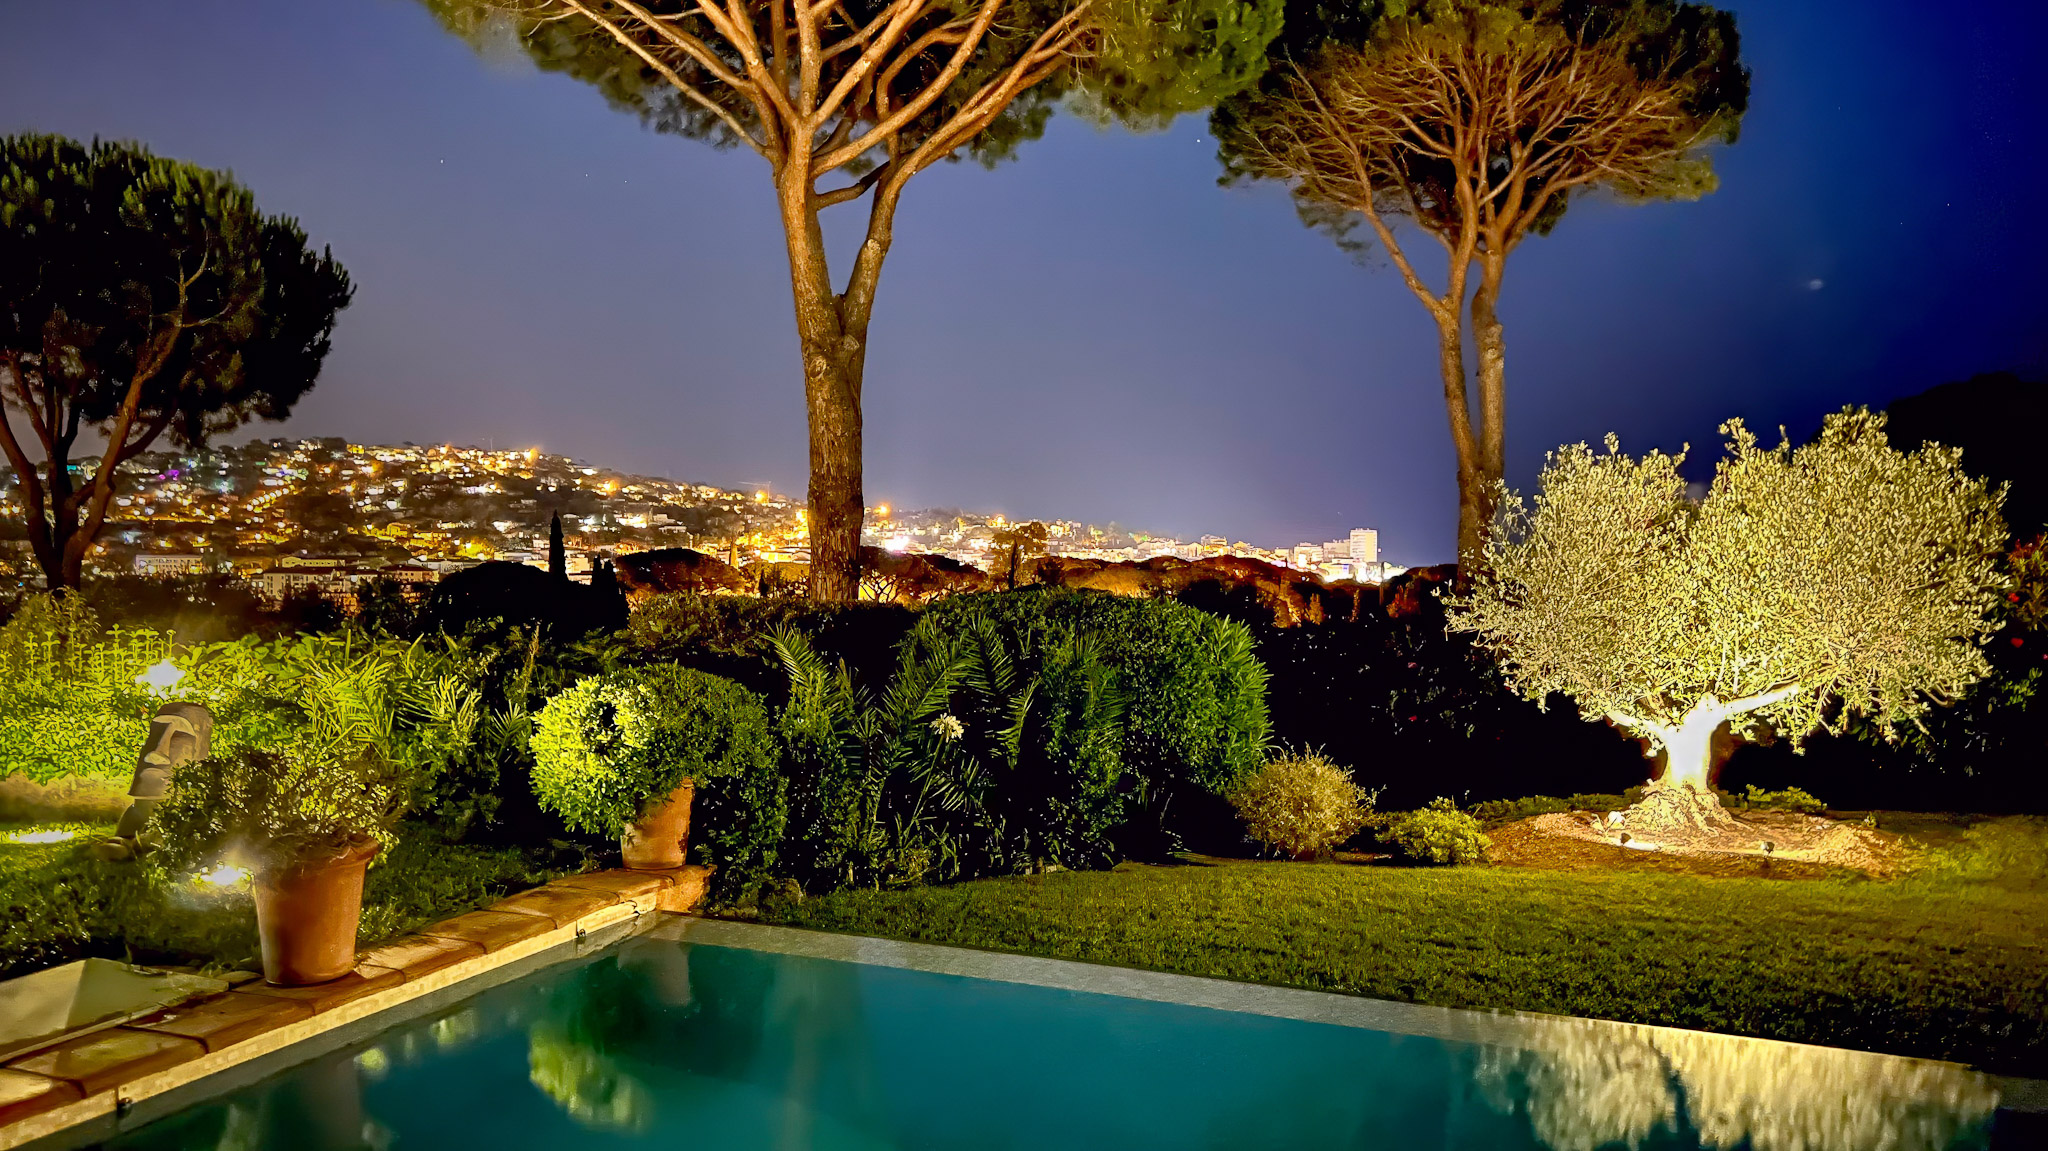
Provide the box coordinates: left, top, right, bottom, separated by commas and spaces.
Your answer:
0, 863, 712, 1151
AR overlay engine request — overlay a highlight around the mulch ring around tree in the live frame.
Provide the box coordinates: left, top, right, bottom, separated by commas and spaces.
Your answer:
1483, 813, 1905, 880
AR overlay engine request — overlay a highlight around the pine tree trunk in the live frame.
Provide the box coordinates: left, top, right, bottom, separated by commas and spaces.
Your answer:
1435, 318, 1490, 579
778, 173, 868, 606
1462, 256, 1510, 581
803, 344, 864, 604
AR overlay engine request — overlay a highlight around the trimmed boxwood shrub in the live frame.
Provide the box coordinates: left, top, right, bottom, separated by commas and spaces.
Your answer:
530, 664, 774, 840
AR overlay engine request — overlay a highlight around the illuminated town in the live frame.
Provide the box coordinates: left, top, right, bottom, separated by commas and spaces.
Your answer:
0, 439, 1398, 598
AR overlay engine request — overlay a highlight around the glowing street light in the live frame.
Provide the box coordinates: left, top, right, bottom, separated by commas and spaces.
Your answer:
136, 659, 184, 696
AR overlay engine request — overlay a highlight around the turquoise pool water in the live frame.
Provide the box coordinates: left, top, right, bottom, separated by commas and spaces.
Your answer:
105, 931, 2003, 1151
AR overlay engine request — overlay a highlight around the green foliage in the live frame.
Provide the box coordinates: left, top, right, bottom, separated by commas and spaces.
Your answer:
1739, 784, 1825, 814
1076, 0, 1285, 130
0, 597, 177, 784
1448, 411, 2010, 769
0, 820, 584, 978
917, 590, 1270, 798
1468, 792, 1637, 824
1383, 797, 1490, 865
622, 593, 915, 699
0, 133, 352, 587
530, 665, 775, 839
148, 747, 412, 873
1905, 817, 2048, 892
425, 0, 1280, 172
1228, 752, 1373, 857
1215, 0, 1749, 256
770, 625, 1000, 890
0, 825, 125, 976
0, 608, 493, 842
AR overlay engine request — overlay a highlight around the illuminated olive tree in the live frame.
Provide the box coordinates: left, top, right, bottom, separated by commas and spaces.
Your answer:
1447, 410, 2006, 806
423, 0, 1282, 602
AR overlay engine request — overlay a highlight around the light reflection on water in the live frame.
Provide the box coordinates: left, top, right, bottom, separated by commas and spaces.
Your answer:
109, 939, 2001, 1151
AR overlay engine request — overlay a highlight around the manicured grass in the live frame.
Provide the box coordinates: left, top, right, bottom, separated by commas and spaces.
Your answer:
762, 824, 2048, 1075
0, 821, 587, 978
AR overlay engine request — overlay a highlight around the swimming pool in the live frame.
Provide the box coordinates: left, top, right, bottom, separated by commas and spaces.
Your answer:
96, 919, 2014, 1151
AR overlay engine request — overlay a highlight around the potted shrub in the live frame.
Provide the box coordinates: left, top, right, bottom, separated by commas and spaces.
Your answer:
150, 747, 408, 985
531, 665, 774, 870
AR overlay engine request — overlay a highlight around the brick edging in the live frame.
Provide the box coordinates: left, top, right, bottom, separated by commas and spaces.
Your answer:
0, 865, 711, 1149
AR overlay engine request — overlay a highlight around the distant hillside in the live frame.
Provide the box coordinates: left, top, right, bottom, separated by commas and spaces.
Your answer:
1884, 371, 2045, 541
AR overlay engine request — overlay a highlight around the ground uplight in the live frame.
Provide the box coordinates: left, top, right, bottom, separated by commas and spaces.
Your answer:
197, 863, 251, 887
4, 828, 77, 845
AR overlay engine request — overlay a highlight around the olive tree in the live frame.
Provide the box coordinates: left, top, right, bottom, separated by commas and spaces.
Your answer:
423, 0, 1283, 602
1446, 410, 2006, 805
1215, 0, 1747, 572
0, 135, 352, 590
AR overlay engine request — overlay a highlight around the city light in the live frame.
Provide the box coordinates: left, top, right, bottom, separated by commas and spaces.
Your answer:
137, 659, 184, 695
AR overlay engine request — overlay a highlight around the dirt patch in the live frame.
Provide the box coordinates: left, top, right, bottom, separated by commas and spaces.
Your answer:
1485, 804, 1909, 879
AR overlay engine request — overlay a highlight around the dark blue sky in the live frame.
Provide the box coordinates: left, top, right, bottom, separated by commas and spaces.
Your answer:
4, 0, 2043, 564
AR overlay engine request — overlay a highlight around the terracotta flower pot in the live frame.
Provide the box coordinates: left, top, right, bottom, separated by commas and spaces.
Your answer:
620, 779, 695, 870
254, 838, 380, 986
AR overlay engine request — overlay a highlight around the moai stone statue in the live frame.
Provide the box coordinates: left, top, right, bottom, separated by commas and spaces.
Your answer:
94, 701, 214, 861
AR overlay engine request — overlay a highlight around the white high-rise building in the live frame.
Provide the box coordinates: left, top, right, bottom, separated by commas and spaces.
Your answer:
1349, 528, 1379, 578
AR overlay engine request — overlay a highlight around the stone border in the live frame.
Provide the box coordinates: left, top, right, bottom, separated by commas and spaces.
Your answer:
0, 865, 711, 1150
652, 918, 2048, 1118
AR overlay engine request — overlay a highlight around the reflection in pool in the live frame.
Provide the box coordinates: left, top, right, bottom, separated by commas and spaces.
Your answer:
108, 936, 2001, 1151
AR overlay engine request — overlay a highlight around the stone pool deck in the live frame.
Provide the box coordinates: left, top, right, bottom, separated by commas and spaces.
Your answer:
0, 864, 710, 1150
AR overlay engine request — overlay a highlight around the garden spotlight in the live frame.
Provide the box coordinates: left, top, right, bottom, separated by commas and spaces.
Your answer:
137, 659, 184, 695
197, 863, 250, 887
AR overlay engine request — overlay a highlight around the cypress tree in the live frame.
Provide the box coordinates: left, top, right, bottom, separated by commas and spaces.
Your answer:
548, 511, 566, 580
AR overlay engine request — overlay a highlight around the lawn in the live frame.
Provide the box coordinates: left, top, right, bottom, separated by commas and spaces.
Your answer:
760, 816, 2048, 1076
0, 820, 589, 979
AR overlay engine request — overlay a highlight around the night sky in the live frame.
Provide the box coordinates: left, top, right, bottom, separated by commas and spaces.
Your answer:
3, 0, 2043, 565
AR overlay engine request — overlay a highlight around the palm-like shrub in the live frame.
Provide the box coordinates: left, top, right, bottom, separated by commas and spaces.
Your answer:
1384, 798, 1490, 866
1228, 753, 1372, 858
914, 590, 1269, 798
530, 665, 774, 839
773, 612, 1133, 891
